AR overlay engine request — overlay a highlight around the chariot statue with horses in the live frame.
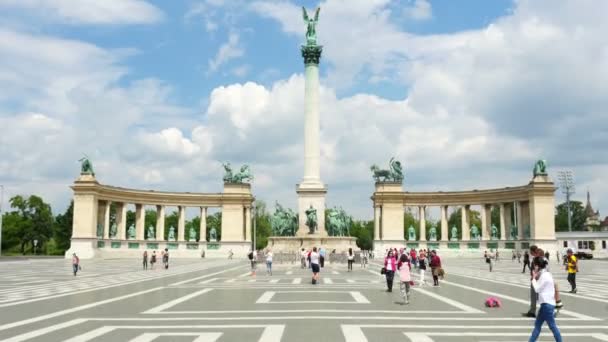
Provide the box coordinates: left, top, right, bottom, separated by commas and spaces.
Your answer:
533, 159, 548, 177
222, 162, 253, 183
326, 207, 351, 237
370, 157, 403, 183
270, 202, 298, 237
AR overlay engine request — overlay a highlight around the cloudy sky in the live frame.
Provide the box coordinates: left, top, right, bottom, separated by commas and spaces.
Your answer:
0, 0, 606, 220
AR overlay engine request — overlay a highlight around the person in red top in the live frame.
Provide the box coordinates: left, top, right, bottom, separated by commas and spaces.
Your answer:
384, 249, 397, 292
429, 250, 442, 286
409, 248, 417, 268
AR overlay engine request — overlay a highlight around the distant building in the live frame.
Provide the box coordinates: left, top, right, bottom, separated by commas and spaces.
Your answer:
601, 216, 608, 232
584, 191, 601, 231
556, 231, 608, 259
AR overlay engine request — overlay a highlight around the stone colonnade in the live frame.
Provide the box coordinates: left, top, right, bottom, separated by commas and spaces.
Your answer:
372, 174, 556, 252
66, 174, 254, 258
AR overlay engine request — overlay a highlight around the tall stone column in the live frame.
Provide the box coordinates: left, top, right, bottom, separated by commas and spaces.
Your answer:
245, 206, 252, 241
505, 203, 513, 239
135, 204, 145, 240
156, 205, 165, 241
178, 206, 185, 241
499, 203, 507, 241
296, 42, 327, 236
419, 206, 426, 241
117, 202, 127, 240
516, 201, 524, 240
374, 206, 381, 240
461, 205, 470, 241
199, 207, 207, 242
103, 201, 111, 239
440, 205, 448, 241
481, 204, 490, 241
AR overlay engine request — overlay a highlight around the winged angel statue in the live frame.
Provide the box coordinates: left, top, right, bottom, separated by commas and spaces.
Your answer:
302, 7, 320, 45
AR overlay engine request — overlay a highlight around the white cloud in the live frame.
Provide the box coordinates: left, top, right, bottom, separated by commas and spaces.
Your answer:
208, 33, 245, 73
0, 0, 164, 25
231, 65, 250, 77
404, 0, 432, 21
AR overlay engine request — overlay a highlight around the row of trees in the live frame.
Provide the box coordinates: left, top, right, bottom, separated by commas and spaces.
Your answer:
0, 194, 592, 255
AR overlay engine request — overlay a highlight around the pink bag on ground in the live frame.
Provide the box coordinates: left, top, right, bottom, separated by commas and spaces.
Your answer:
484, 296, 502, 308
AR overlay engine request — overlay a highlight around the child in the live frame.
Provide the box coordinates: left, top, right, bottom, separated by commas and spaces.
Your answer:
398, 254, 412, 304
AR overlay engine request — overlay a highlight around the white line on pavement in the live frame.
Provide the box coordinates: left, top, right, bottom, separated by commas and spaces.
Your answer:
143, 289, 213, 314
170, 265, 245, 286
323, 278, 333, 284
441, 279, 600, 320
350, 291, 371, 304
256, 291, 276, 303
292, 278, 301, 284
413, 287, 484, 314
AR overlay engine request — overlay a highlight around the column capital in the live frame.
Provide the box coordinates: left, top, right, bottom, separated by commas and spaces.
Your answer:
301, 44, 323, 65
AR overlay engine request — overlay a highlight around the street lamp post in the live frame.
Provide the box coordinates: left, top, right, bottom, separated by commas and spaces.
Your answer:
252, 203, 257, 251
33, 239, 38, 256
557, 171, 576, 232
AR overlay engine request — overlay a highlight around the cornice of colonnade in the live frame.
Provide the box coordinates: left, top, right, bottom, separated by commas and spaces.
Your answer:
371, 178, 556, 207
71, 176, 254, 207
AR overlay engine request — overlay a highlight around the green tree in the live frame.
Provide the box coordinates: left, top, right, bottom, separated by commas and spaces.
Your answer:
447, 207, 482, 239
7, 195, 54, 254
254, 200, 272, 250
53, 201, 73, 252
144, 209, 157, 239
188, 216, 201, 241
403, 208, 420, 239
349, 220, 373, 250
206, 212, 222, 241
126, 210, 135, 230
555, 201, 586, 231
165, 211, 179, 240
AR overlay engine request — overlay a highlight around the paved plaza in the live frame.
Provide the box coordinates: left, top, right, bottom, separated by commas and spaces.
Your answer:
0, 256, 606, 341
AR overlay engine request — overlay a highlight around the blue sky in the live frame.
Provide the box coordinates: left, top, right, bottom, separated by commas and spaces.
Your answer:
0, 0, 606, 221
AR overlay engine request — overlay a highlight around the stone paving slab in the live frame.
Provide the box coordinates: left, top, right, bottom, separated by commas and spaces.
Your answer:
0, 258, 606, 341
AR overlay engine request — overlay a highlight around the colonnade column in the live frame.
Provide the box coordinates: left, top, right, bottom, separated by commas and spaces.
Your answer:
116, 202, 127, 240
199, 207, 207, 242
156, 205, 165, 241
499, 204, 506, 241
374, 206, 380, 240
419, 206, 426, 241
516, 201, 524, 240
461, 205, 470, 241
178, 206, 185, 241
245, 206, 252, 241
135, 204, 145, 240
480, 204, 490, 240
103, 201, 111, 239
440, 205, 448, 241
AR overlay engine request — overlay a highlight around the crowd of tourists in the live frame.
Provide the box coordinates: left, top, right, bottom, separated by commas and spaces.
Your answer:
141, 249, 170, 270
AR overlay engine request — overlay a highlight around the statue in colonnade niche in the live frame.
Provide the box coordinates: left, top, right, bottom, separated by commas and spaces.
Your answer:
305, 205, 318, 234
533, 159, 548, 177
146, 225, 155, 240
209, 227, 218, 241
189, 227, 197, 242
470, 224, 480, 240
110, 223, 117, 238
370, 157, 404, 183
490, 224, 499, 240
222, 162, 254, 184
428, 225, 437, 241
510, 225, 518, 240
271, 202, 298, 236
450, 226, 458, 241
407, 225, 416, 241
168, 226, 176, 241
127, 224, 136, 240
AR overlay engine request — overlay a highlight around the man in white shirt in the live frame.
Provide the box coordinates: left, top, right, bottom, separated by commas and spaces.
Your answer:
529, 259, 563, 342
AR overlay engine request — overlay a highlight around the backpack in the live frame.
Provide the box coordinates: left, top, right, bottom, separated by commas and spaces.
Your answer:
484, 296, 502, 308
248, 252, 253, 260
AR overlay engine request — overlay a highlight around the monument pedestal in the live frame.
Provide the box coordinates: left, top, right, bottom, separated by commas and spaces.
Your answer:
296, 184, 327, 237
268, 235, 356, 253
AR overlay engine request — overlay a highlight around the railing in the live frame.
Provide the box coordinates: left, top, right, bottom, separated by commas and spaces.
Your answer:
256, 251, 370, 264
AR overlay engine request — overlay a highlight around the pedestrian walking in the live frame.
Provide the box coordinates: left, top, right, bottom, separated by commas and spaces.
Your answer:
228, 249, 233, 259
71, 253, 80, 276
162, 248, 169, 269
398, 254, 412, 304
495, 250, 500, 262
485, 250, 493, 272
310, 247, 320, 284
517, 250, 522, 263
418, 250, 427, 285
265, 249, 273, 276
300, 248, 307, 269
360, 250, 368, 268
143, 250, 148, 270
150, 250, 157, 269
522, 251, 530, 273
319, 247, 326, 268
384, 250, 397, 292
556, 250, 561, 265
565, 248, 578, 293
248, 249, 257, 274
430, 250, 442, 286
409, 248, 417, 269
528, 257, 563, 342
347, 248, 354, 272
512, 250, 517, 262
